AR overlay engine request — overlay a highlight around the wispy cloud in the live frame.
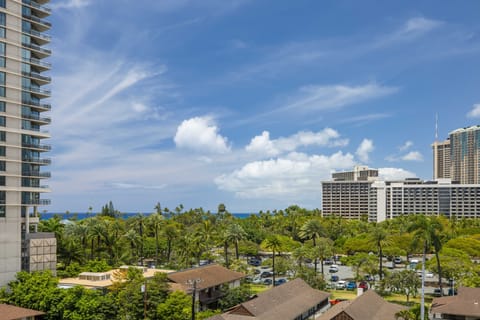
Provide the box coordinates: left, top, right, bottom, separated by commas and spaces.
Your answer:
51, 0, 91, 10
385, 141, 423, 162
280, 83, 398, 113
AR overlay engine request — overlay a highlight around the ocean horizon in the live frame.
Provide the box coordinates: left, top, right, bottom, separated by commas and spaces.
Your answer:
40, 212, 255, 220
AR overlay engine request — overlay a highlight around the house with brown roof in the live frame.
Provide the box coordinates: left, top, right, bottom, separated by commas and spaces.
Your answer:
207, 278, 330, 320
167, 263, 245, 310
430, 287, 480, 320
317, 290, 408, 320
0, 304, 45, 320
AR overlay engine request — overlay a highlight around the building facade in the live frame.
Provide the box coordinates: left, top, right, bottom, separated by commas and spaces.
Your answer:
323, 167, 480, 222
0, 0, 53, 286
432, 139, 451, 180
449, 126, 480, 184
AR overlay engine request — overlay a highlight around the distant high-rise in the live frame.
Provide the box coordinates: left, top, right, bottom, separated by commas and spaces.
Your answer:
449, 126, 480, 184
0, 0, 55, 286
432, 139, 451, 179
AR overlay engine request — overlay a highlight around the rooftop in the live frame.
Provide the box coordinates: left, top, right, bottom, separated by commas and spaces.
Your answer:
0, 304, 45, 320
431, 287, 480, 317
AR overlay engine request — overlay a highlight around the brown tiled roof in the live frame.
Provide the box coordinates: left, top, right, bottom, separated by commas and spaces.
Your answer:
317, 290, 407, 320
209, 278, 330, 320
167, 264, 245, 291
431, 287, 480, 317
0, 304, 45, 320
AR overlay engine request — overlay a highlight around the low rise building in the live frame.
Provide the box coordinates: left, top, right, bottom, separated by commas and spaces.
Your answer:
208, 278, 330, 320
0, 304, 45, 320
430, 287, 480, 320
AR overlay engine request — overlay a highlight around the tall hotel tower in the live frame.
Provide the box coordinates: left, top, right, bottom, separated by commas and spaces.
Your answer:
0, 0, 55, 286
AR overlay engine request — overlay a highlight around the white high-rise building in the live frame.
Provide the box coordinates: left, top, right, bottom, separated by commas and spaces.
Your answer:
0, 0, 55, 287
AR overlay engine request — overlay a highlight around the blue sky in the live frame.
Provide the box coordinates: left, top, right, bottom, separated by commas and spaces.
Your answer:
46, 0, 480, 213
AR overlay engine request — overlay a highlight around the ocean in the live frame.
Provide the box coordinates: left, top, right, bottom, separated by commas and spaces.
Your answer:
39, 212, 254, 220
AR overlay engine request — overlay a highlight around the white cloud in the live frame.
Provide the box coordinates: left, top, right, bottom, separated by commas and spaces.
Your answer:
51, 0, 91, 9
378, 168, 417, 180
467, 104, 480, 118
245, 128, 348, 156
215, 151, 355, 199
402, 151, 423, 161
356, 139, 374, 163
402, 17, 443, 34
174, 117, 231, 154
281, 83, 398, 113
399, 140, 413, 151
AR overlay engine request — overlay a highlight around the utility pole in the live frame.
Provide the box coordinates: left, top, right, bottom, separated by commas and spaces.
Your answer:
187, 278, 201, 320
141, 281, 147, 319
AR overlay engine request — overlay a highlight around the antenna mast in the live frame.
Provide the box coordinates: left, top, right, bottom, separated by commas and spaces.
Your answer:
435, 113, 438, 142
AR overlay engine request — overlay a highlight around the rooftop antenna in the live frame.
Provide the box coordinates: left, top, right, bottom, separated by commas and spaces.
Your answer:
435, 113, 438, 142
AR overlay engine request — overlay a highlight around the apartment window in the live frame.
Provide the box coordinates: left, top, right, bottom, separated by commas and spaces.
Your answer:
0, 205, 4, 218
0, 72, 4, 85
0, 131, 4, 141
0, 28, 5, 39
0, 176, 5, 186
0, 42, 4, 55
0, 13, 4, 26
0, 116, 4, 126
0, 160, 5, 171
0, 87, 4, 97
0, 101, 4, 112
0, 146, 5, 156
0, 0, 4, 8
0, 57, 5, 68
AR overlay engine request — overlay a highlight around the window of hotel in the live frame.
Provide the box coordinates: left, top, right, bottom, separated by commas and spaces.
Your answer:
0, 0, 4, 8
0, 86, 4, 97
0, 131, 5, 141
0, 116, 5, 126
0, 176, 5, 186
0, 161, 5, 171
0, 13, 5, 26
0, 28, 5, 39
0, 101, 4, 112
0, 42, 5, 55
0, 146, 5, 156
0, 205, 5, 218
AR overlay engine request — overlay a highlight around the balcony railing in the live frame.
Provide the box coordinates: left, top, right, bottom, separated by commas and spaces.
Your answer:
22, 171, 51, 178
22, 199, 51, 205
22, 142, 51, 151
23, 57, 51, 69
24, 0, 51, 14
22, 157, 51, 165
22, 42, 51, 55
22, 71, 51, 82
27, 29, 51, 42
23, 86, 51, 96
23, 14, 51, 28
22, 99, 51, 110
21, 113, 51, 124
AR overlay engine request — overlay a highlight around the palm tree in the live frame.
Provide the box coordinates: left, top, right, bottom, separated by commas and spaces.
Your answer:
129, 213, 147, 265
371, 224, 391, 280
263, 235, 282, 286
163, 222, 178, 263
314, 237, 334, 275
408, 214, 444, 320
225, 223, 246, 260
147, 213, 164, 265
299, 219, 325, 273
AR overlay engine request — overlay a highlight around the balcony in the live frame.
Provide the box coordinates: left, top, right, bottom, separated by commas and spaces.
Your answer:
22, 142, 51, 151
23, 0, 51, 17
23, 86, 51, 98
22, 171, 51, 178
22, 99, 51, 111
23, 57, 51, 71
22, 42, 51, 58
21, 112, 51, 124
22, 199, 51, 205
22, 157, 51, 165
22, 71, 50, 85
22, 14, 51, 32
26, 29, 51, 45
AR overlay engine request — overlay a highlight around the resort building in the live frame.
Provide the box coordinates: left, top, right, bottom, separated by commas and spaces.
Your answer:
0, 0, 53, 286
323, 167, 480, 222
432, 139, 451, 180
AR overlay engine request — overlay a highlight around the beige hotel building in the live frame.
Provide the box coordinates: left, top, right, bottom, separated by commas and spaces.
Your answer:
0, 0, 55, 287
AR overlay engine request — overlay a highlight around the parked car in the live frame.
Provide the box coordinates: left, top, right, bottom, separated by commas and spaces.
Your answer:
433, 288, 443, 297
260, 271, 273, 278
336, 280, 346, 289
364, 274, 374, 282
330, 275, 339, 282
274, 278, 287, 286
346, 281, 357, 291
252, 277, 262, 284
393, 256, 402, 264
358, 281, 368, 291
263, 278, 273, 285
324, 258, 334, 265
248, 258, 261, 266
329, 265, 339, 273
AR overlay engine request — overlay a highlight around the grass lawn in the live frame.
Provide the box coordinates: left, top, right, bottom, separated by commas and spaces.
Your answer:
330, 289, 432, 306
249, 284, 270, 294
